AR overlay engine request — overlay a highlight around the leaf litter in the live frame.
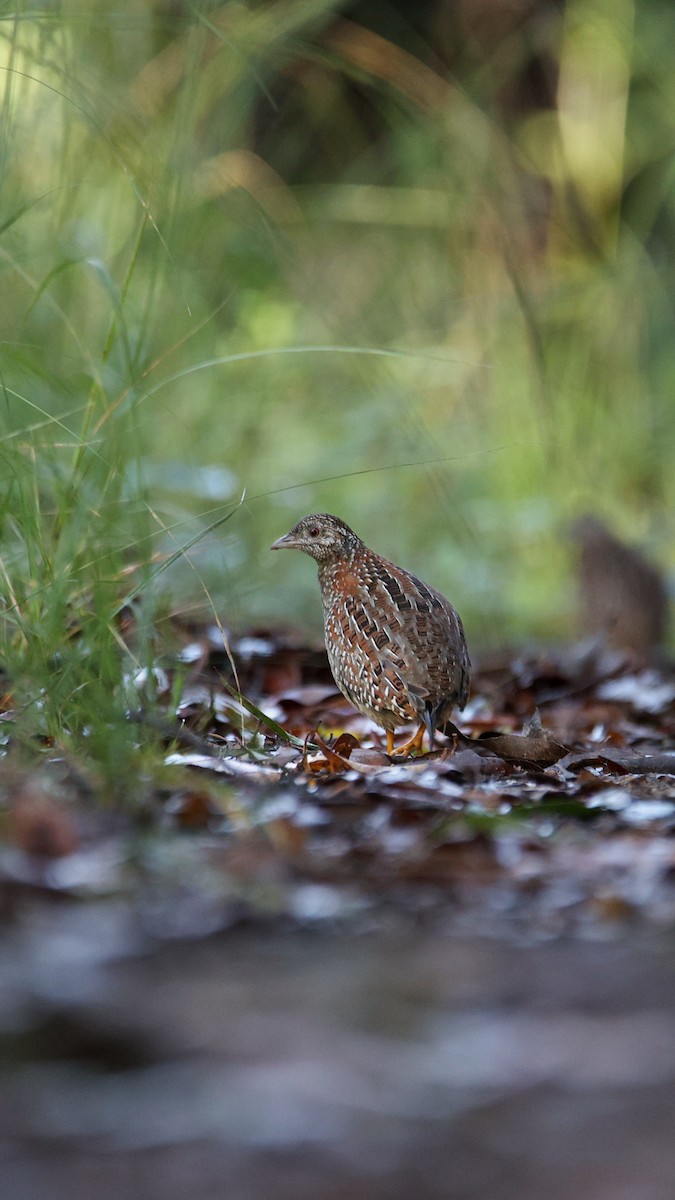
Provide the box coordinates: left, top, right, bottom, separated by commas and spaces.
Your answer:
2, 626, 675, 937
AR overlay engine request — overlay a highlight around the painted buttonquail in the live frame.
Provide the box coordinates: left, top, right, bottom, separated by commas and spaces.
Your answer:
571, 515, 669, 662
271, 514, 470, 756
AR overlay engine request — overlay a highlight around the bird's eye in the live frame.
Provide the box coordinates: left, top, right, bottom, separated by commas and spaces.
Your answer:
308, 527, 320, 538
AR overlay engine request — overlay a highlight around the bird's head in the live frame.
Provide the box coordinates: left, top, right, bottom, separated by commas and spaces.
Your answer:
271, 513, 361, 563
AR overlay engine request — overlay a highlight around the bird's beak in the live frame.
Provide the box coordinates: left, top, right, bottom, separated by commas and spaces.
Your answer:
270, 532, 300, 550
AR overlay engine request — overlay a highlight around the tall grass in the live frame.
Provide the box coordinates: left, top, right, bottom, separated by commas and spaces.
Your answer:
0, 0, 672, 781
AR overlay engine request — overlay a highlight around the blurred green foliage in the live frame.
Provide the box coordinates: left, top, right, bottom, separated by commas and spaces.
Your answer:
0, 0, 673, 698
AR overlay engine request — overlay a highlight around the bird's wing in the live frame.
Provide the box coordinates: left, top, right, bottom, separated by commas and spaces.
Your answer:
362, 557, 470, 706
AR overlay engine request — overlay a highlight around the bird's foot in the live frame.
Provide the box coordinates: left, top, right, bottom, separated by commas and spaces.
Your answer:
387, 723, 426, 758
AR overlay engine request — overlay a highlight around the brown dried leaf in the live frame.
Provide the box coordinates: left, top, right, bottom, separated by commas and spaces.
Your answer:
563, 749, 675, 776
8, 790, 78, 859
474, 710, 567, 765
265, 816, 308, 860
304, 733, 390, 776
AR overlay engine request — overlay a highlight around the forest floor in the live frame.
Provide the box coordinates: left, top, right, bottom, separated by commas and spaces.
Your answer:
2, 627, 675, 1199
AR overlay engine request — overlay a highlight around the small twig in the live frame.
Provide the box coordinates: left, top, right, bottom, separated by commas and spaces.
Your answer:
218, 679, 320, 751
128, 710, 218, 755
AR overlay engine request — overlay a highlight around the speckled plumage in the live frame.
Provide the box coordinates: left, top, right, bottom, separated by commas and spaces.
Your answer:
271, 514, 470, 755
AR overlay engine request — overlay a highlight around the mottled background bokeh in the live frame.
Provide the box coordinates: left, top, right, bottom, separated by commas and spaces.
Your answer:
1, 0, 672, 646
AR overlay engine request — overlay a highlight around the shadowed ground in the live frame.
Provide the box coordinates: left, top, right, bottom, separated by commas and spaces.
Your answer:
2, 904, 675, 1200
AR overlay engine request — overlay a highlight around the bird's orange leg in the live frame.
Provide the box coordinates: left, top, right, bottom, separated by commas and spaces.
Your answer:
389, 722, 426, 758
